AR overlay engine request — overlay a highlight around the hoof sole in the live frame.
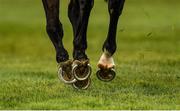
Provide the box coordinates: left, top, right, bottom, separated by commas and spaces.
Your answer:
96, 68, 116, 82
58, 60, 77, 84
72, 78, 91, 90
72, 60, 92, 81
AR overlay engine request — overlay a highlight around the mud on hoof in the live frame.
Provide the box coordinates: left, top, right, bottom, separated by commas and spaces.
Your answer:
96, 68, 116, 82
58, 60, 76, 84
72, 78, 91, 90
72, 60, 92, 81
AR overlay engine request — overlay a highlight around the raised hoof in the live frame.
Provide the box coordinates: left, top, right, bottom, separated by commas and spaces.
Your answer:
72, 78, 91, 90
72, 60, 92, 81
58, 60, 77, 84
96, 68, 116, 82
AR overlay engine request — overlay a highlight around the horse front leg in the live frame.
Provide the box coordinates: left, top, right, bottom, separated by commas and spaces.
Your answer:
42, 0, 76, 84
68, 0, 94, 89
71, 0, 94, 61
97, 0, 125, 82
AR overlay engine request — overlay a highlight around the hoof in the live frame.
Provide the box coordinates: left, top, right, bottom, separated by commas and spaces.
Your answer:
96, 68, 116, 82
72, 60, 92, 81
72, 78, 91, 90
58, 60, 77, 84
97, 52, 116, 82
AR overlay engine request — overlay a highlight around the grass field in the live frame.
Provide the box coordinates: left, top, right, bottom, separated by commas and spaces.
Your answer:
0, 0, 180, 109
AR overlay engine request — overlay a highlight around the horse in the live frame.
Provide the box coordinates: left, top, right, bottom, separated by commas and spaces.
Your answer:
42, 0, 125, 89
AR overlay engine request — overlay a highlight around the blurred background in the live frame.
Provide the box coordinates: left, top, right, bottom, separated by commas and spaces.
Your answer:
0, 0, 179, 109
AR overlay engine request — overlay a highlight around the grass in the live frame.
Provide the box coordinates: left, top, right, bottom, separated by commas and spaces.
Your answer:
0, 0, 180, 109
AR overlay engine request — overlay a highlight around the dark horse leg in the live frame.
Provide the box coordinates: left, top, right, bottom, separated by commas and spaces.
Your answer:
97, 0, 125, 82
68, 0, 94, 89
69, 0, 94, 60
42, 0, 68, 63
42, 0, 76, 84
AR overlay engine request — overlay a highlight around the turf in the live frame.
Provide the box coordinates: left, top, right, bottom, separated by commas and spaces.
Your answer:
0, 0, 180, 110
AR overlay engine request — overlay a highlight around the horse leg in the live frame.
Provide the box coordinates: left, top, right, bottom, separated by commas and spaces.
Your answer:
68, 0, 94, 89
42, 0, 68, 62
70, 0, 94, 61
42, 0, 76, 84
97, 0, 125, 82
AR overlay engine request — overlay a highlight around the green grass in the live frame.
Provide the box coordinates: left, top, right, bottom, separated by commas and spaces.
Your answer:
0, 0, 180, 109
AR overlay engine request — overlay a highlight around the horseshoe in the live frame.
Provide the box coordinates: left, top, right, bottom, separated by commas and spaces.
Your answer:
96, 68, 116, 82
72, 61, 92, 81
72, 78, 91, 90
57, 60, 77, 84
